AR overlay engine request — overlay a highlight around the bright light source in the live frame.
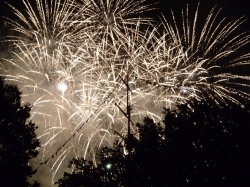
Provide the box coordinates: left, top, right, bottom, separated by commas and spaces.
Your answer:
106, 163, 112, 170
56, 81, 68, 93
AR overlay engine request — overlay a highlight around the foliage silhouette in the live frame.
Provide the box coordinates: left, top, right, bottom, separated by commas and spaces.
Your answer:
0, 77, 40, 187
57, 100, 250, 187
56, 158, 105, 187
163, 100, 250, 187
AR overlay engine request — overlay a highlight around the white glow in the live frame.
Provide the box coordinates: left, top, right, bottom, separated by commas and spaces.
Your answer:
106, 163, 112, 170
56, 82, 68, 93
182, 88, 188, 94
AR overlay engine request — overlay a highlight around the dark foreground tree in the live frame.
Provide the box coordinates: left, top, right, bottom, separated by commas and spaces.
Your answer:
57, 100, 250, 187
0, 77, 40, 187
163, 101, 250, 187
56, 158, 104, 187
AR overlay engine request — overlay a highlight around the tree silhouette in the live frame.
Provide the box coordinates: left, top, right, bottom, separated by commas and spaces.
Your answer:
56, 158, 105, 187
57, 100, 250, 187
57, 117, 166, 187
0, 77, 40, 187
163, 100, 250, 187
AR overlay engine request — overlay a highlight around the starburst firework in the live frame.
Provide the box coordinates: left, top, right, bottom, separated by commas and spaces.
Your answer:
73, 0, 153, 44
1, 0, 250, 183
160, 4, 250, 105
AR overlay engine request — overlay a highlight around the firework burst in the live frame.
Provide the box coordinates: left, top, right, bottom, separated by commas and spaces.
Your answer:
72, 0, 154, 45
1, 0, 250, 183
156, 4, 250, 105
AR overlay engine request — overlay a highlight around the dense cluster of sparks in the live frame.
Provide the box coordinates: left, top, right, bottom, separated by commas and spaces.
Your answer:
1, 0, 250, 182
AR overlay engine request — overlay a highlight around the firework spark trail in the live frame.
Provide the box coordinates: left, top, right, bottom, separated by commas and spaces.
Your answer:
160, 4, 250, 105
1, 0, 250, 183
1, 0, 158, 182
73, 0, 154, 44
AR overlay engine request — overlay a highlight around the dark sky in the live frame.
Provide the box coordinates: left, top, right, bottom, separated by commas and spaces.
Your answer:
0, 0, 23, 18
149, 0, 250, 25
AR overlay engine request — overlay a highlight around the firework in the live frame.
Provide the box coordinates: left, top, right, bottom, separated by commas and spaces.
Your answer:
1, 0, 250, 183
160, 4, 250, 105
72, 0, 153, 44
2, 0, 157, 182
